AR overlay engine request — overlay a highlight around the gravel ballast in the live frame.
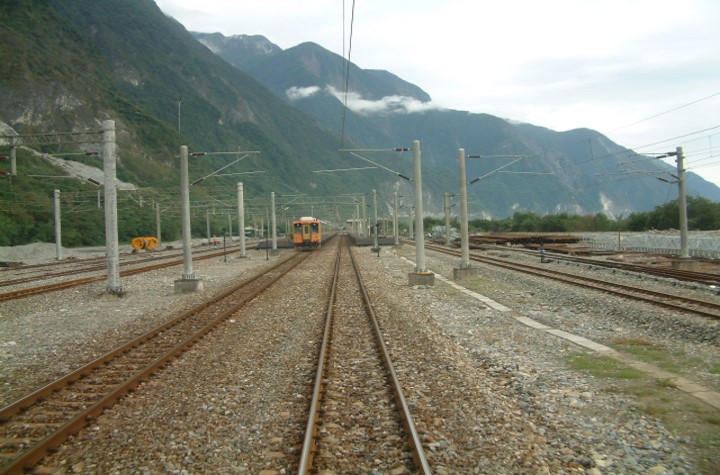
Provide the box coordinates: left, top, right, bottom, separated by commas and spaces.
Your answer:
1, 241, 718, 474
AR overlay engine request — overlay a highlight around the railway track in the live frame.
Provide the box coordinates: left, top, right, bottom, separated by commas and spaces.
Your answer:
0, 247, 238, 302
0, 251, 181, 287
427, 244, 720, 320
299, 238, 431, 474
474, 243, 720, 287
556, 254, 720, 287
0, 251, 308, 475
0, 242, 249, 287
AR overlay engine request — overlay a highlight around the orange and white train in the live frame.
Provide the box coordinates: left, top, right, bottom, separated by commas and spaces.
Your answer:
292, 216, 322, 250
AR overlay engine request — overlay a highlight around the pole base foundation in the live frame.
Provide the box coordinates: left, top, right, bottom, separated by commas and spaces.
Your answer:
106, 287, 126, 297
408, 271, 435, 286
453, 266, 478, 281
174, 278, 204, 294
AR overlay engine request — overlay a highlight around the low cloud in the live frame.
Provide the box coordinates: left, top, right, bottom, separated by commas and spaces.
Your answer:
286, 85, 322, 100
327, 86, 443, 115
286, 84, 443, 115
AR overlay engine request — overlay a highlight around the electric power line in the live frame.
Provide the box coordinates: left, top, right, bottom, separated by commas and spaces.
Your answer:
339, 0, 356, 150
605, 92, 720, 134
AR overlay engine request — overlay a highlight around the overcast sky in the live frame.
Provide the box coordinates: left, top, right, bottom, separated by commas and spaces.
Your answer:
154, 0, 720, 188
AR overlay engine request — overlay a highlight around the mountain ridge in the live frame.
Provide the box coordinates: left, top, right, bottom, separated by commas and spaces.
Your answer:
190, 31, 720, 217
0, 0, 717, 250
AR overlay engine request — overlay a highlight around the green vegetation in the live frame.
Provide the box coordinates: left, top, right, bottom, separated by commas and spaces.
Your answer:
624, 196, 720, 231
565, 351, 720, 473
422, 196, 720, 236
568, 335, 720, 459
567, 353, 643, 379
3, 179, 719, 247
611, 337, 718, 382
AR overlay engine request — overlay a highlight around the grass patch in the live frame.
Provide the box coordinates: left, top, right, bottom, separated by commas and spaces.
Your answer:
611, 338, 688, 373
706, 415, 720, 426
656, 378, 679, 389
612, 336, 653, 346
568, 353, 720, 474
567, 353, 643, 379
644, 403, 673, 416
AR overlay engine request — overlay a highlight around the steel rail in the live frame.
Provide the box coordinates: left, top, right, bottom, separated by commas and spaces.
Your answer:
297, 239, 341, 474
0, 247, 244, 302
0, 252, 308, 475
0, 247, 195, 286
558, 255, 720, 287
0, 241, 247, 278
426, 244, 720, 320
472, 243, 720, 287
298, 238, 431, 474
0, 263, 108, 286
0, 243, 247, 287
483, 255, 720, 319
348, 245, 432, 474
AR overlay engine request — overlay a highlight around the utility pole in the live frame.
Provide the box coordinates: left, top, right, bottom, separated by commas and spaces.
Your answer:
409, 139, 434, 285
393, 190, 399, 246
372, 189, 379, 251
270, 191, 278, 254
206, 209, 211, 244
238, 182, 247, 258
408, 207, 414, 240
455, 151, 531, 280
361, 195, 367, 237
676, 146, 689, 259
54, 189, 62, 261
458, 149, 471, 270
10, 138, 17, 175
102, 120, 122, 294
174, 145, 203, 293
155, 202, 162, 248
444, 192, 451, 248
227, 211, 233, 241
656, 147, 690, 260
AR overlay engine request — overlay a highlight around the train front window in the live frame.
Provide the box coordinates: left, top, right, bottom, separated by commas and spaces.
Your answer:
294, 223, 302, 234
311, 223, 319, 233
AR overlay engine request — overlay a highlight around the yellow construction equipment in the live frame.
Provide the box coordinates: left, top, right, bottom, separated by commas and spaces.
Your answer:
131, 236, 159, 251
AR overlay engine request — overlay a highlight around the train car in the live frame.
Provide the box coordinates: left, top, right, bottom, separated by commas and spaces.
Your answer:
292, 216, 322, 250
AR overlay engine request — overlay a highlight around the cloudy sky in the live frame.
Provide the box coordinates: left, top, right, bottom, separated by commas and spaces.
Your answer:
154, 0, 720, 187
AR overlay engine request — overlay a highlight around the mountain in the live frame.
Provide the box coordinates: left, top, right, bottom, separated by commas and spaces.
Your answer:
192, 32, 720, 218
194, 33, 282, 70
0, 0, 718, 248
0, 1, 374, 212
1, 0, 407, 246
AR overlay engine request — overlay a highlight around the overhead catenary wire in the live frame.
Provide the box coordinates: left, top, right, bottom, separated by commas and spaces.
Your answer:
604, 92, 720, 135
560, 92, 720, 183
567, 125, 720, 186
339, 0, 356, 150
